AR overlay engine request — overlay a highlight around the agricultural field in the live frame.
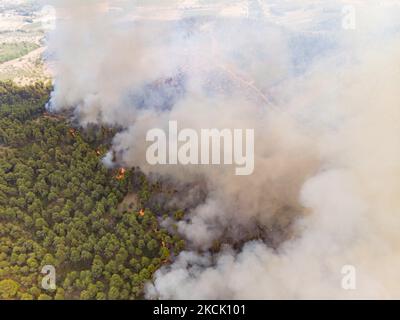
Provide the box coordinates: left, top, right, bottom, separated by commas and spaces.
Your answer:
0, 42, 40, 64
0, 0, 50, 85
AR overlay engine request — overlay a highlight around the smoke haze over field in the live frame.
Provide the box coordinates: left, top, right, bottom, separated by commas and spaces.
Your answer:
45, 0, 400, 298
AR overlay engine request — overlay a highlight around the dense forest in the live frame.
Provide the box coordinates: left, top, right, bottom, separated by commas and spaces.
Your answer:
0, 81, 185, 300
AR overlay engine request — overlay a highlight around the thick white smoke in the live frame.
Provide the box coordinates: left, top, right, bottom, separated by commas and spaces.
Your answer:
45, 0, 400, 299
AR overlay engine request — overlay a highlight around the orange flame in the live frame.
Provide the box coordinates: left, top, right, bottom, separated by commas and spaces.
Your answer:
116, 168, 126, 180
139, 209, 145, 217
69, 128, 76, 138
96, 149, 101, 156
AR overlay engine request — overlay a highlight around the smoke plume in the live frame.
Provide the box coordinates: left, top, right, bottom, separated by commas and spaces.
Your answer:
45, 0, 400, 299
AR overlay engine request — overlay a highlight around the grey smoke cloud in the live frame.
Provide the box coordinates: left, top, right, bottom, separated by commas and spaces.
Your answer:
45, 0, 400, 298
